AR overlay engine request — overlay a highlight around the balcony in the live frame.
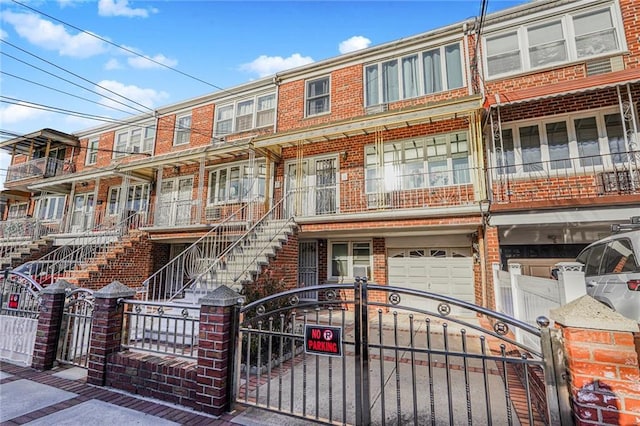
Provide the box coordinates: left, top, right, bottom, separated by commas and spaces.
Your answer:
5, 157, 70, 184
489, 151, 640, 204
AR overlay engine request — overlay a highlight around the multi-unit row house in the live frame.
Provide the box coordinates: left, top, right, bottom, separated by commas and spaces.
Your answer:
1, 0, 638, 309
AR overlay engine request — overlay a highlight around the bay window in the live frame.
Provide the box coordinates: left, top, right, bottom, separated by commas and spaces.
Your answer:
365, 42, 464, 107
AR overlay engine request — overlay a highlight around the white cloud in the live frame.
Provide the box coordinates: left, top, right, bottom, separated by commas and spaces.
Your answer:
104, 58, 123, 70
98, 0, 158, 18
128, 54, 178, 69
240, 53, 314, 78
96, 80, 169, 111
57, 0, 80, 7
339, 36, 371, 54
1, 11, 107, 58
0, 102, 50, 126
0, 28, 7, 40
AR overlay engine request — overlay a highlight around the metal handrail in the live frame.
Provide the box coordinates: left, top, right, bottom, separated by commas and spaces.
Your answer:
141, 203, 251, 301
19, 210, 144, 284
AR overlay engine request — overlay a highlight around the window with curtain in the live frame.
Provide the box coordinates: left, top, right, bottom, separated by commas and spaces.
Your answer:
306, 77, 330, 116
235, 100, 254, 132
256, 94, 276, 127
528, 21, 567, 68
546, 121, 571, 170
575, 117, 602, 167
486, 31, 521, 76
519, 126, 542, 172
364, 42, 462, 107
215, 105, 233, 136
605, 114, 626, 164
573, 8, 618, 58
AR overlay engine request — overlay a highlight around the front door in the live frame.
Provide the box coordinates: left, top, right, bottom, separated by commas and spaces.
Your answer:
157, 176, 194, 226
286, 157, 337, 217
298, 240, 318, 300
70, 193, 94, 232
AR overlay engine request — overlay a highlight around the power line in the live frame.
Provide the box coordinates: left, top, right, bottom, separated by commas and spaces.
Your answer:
1, 39, 154, 115
11, 0, 227, 92
1, 71, 146, 117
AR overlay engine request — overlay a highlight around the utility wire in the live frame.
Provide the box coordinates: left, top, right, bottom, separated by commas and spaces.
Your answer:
11, 0, 227, 92
1, 39, 154, 115
1, 71, 146, 117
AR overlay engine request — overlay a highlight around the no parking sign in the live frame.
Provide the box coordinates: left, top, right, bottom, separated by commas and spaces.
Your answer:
304, 324, 343, 357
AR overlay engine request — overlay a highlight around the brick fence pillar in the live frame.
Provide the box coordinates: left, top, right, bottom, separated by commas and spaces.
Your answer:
197, 285, 243, 415
87, 281, 135, 386
32, 280, 75, 370
550, 295, 640, 426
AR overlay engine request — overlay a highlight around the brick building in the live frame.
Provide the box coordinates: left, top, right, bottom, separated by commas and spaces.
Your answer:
1, 0, 638, 308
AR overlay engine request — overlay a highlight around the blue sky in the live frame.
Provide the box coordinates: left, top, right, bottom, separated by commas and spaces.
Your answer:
0, 0, 529, 187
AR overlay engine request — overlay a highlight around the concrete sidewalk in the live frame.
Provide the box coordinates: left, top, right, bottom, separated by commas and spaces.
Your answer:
0, 361, 314, 426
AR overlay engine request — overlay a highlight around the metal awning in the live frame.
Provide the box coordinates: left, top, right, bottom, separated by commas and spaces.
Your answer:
253, 95, 484, 148
0, 128, 79, 155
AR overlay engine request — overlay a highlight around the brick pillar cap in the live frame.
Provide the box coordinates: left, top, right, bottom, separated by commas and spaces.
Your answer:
199, 285, 244, 307
94, 280, 136, 299
41, 279, 76, 295
550, 295, 639, 332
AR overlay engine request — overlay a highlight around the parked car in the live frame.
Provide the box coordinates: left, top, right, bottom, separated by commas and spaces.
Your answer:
576, 219, 640, 322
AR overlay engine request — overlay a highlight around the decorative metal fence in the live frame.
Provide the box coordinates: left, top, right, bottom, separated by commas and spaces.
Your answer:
0, 271, 43, 319
57, 288, 94, 368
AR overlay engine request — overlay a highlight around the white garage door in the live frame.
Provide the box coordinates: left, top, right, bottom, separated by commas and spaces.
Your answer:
388, 250, 474, 312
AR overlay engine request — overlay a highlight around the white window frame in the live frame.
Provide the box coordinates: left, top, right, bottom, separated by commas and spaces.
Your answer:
328, 240, 372, 280
207, 161, 267, 205
213, 92, 276, 136
305, 76, 331, 117
364, 42, 464, 107
34, 195, 66, 221
365, 131, 471, 193
174, 113, 192, 146
491, 107, 636, 177
107, 184, 150, 215
113, 122, 155, 158
86, 137, 99, 165
8, 203, 28, 219
483, 3, 624, 79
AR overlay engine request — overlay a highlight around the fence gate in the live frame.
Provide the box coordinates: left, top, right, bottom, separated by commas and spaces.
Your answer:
233, 279, 570, 425
57, 288, 94, 368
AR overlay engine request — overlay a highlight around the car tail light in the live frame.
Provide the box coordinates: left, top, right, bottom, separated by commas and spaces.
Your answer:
627, 280, 640, 291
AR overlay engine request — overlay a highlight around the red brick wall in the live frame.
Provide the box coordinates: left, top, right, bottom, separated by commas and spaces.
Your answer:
256, 230, 299, 291
106, 352, 199, 410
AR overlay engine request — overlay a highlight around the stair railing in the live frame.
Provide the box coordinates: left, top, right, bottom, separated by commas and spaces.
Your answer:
166, 192, 294, 302
0, 217, 55, 267
19, 211, 144, 284
141, 203, 251, 301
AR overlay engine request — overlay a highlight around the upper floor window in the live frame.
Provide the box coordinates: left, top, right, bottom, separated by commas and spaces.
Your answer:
491, 109, 633, 176
365, 42, 464, 107
114, 123, 155, 158
86, 137, 99, 165
306, 76, 330, 116
365, 131, 470, 193
174, 114, 192, 146
484, 5, 622, 79
208, 162, 266, 205
214, 93, 276, 136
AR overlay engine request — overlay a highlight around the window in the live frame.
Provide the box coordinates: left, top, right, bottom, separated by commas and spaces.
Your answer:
484, 5, 622, 78
174, 114, 191, 145
365, 42, 463, 107
7, 203, 28, 219
578, 243, 605, 276
365, 131, 470, 193
494, 109, 633, 176
208, 162, 266, 204
35, 196, 65, 221
306, 77, 330, 116
330, 241, 371, 279
107, 184, 150, 215
114, 123, 155, 157
214, 93, 276, 136
601, 239, 639, 274
86, 137, 99, 165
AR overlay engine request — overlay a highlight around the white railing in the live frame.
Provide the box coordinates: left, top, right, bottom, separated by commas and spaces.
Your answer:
0, 218, 60, 267
6, 157, 68, 183
493, 262, 586, 349
141, 204, 250, 301
121, 299, 200, 360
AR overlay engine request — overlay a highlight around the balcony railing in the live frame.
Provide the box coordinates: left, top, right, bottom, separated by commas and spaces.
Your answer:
5, 157, 69, 183
144, 200, 267, 228
489, 151, 640, 204
284, 166, 480, 218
